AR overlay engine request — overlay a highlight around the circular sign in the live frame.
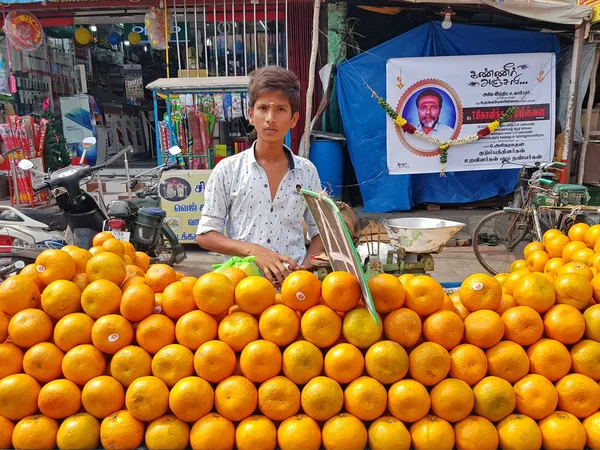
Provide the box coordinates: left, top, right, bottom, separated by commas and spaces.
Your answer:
159, 177, 192, 202
4, 10, 43, 52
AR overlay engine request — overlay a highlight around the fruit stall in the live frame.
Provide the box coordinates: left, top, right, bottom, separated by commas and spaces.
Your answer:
0, 225, 600, 450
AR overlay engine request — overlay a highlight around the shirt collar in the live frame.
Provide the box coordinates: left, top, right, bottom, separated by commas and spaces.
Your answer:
417, 122, 440, 132
247, 141, 296, 170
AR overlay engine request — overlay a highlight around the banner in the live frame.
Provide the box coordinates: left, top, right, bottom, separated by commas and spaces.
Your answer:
579, 0, 600, 23
386, 53, 555, 175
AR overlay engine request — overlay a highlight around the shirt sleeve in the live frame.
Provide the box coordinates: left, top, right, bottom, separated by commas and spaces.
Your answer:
304, 164, 322, 240
196, 165, 229, 235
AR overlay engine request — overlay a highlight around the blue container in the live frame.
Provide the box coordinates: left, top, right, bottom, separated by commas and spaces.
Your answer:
309, 139, 344, 199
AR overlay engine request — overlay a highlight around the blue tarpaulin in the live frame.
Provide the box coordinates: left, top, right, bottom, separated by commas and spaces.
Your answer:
337, 22, 560, 212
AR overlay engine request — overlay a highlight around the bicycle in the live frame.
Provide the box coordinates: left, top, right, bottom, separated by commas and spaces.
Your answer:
472, 159, 597, 275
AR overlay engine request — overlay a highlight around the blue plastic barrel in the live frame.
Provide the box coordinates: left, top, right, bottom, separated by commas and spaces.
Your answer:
309, 139, 344, 199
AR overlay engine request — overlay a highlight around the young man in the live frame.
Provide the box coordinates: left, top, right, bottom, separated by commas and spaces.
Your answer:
196, 66, 324, 284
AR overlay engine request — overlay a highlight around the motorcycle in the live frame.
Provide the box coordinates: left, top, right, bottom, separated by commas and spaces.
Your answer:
0, 259, 25, 282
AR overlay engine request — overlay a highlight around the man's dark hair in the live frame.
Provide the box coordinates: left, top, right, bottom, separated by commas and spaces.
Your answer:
248, 66, 301, 114
416, 89, 443, 109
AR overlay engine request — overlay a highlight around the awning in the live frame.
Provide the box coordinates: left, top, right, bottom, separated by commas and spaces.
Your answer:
146, 76, 250, 94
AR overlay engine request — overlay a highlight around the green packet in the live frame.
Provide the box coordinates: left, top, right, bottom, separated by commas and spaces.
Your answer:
212, 256, 262, 277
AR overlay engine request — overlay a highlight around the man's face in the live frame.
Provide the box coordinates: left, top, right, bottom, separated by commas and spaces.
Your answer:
248, 91, 299, 143
417, 95, 441, 129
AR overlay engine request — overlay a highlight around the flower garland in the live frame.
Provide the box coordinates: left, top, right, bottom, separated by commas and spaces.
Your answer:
378, 97, 516, 176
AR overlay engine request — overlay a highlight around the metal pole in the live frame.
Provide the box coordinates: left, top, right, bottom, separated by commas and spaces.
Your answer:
285, 0, 288, 68
174, 0, 182, 75
224, 0, 228, 76
578, 45, 600, 184
153, 91, 162, 165
301, 0, 322, 158
213, 0, 218, 75
562, 24, 586, 183
275, 0, 279, 66
264, 0, 267, 66
184, 0, 189, 77
195, 0, 200, 74
202, 0, 208, 75
124, 150, 132, 199
232, 0, 236, 76
243, 0, 247, 75
253, 1, 257, 69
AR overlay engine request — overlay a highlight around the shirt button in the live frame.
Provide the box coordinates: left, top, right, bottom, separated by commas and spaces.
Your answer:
264, 184, 268, 188
267, 238, 271, 244
270, 207, 273, 212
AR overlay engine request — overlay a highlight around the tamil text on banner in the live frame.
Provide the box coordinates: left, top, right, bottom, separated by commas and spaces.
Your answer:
159, 170, 212, 243
386, 53, 555, 175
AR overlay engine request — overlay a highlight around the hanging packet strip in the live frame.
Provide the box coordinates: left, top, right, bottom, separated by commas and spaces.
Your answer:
223, 93, 232, 122
242, 93, 248, 121
231, 93, 242, 119
214, 94, 225, 121
202, 95, 214, 114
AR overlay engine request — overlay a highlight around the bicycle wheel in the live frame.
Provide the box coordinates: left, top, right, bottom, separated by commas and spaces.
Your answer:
472, 209, 535, 275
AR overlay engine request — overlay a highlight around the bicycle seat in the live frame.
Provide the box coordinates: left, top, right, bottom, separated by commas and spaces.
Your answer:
20, 206, 68, 231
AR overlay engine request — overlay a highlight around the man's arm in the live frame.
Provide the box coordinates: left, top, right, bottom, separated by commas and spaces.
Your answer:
300, 235, 324, 270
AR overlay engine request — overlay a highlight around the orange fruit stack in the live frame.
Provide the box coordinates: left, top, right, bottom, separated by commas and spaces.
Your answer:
0, 231, 599, 450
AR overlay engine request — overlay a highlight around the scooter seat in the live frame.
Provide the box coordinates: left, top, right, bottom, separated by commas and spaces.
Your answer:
20, 207, 68, 231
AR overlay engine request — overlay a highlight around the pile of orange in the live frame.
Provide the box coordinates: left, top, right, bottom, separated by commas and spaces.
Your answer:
0, 230, 599, 450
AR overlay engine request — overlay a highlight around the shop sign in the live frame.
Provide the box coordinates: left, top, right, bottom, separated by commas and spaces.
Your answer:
579, 0, 600, 23
385, 52, 555, 175
123, 23, 190, 44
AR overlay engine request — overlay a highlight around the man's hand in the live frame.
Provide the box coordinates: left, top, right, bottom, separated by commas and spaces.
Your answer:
250, 244, 299, 285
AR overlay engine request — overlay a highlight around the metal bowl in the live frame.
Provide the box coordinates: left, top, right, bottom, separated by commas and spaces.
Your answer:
384, 217, 466, 253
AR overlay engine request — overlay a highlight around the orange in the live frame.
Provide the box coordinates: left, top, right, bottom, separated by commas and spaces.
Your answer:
570, 339, 600, 380
383, 307, 422, 347
110, 345, 152, 387
526, 250, 550, 272
513, 374, 558, 419
0, 311, 6, 343
151, 343, 194, 387
365, 340, 409, 385
235, 415, 276, 450
501, 305, 544, 345
571, 247, 595, 265
342, 306, 382, 349
35, 249, 76, 285
449, 344, 488, 386
441, 293, 456, 312
193, 272, 234, 315
282, 340, 323, 385
502, 268, 532, 295
71, 272, 90, 292
160, 281, 195, 319
324, 343, 365, 384
594, 274, 600, 303
404, 275, 444, 315
12, 415, 59, 450
472, 376, 516, 422
180, 275, 197, 286
19, 263, 45, 290
194, 340, 237, 383
8, 308, 52, 348
145, 415, 189, 450
218, 311, 259, 351
86, 252, 127, 286
62, 245, 93, 274
496, 293, 517, 315
539, 411, 587, 450
562, 240, 588, 262
122, 241, 136, 260
343, 376, 387, 421
409, 342, 451, 386
278, 414, 322, 450
53, 313, 94, 352
585, 224, 600, 248
189, 413, 235, 450
509, 259, 527, 272
82, 376, 125, 419
175, 310, 218, 351
583, 412, 600, 450
125, 376, 169, 422
555, 273, 594, 309
23, 342, 64, 383
301, 376, 343, 421
454, 416, 498, 450
388, 379, 431, 422
423, 310, 464, 350
259, 304, 299, 346
215, 375, 258, 422
121, 275, 144, 291
558, 261, 594, 281
240, 339, 282, 383
145, 264, 177, 293
368, 273, 404, 313
459, 273, 503, 311
136, 314, 176, 354
512, 274, 556, 313
40, 279, 81, 319
410, 415, 455, 450
125, 264, 145, 279
62, 344, 106, 386
485, 341, 529, 383
322, 413, 368, 450
543, 304, 585, 344
258, 376, 301, 421
322, 271, 362, 312
169, 376, 213, 423
100, 410, 145, 450
368, 416, 411, 450
495, 273, 509, 284
591, 252, 600, 269
132, 251, 151, 272
120, 283, 154, 322
0, 373, 40, 420
300, 305, 342, 348
56, 412, 101, 450
81, 280, 122, 319
281, 270, 321, 312
398, 273, 415, 285
568, 222, 591, 242
38, 379, 82, 419
0, 342, 23, 379
430, 378, 475, 423
91, 314, 134, 354
218, 266, 247, 288
102, 238, 125, 258
544, 257, 566, 277
93, 231, 114, 247
524, 241, 545, 259
584, 304, 600, 341
89, 246, 107, 257
555, 373, 600, 418
543, 228, 565, 244
463, 309, 504, 348
496, 414, 543, 450
0, 274, 40, 316
527, 338, 572, 382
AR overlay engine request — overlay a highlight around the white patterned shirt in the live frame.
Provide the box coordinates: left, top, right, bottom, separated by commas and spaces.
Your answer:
196, 143, 322, 265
